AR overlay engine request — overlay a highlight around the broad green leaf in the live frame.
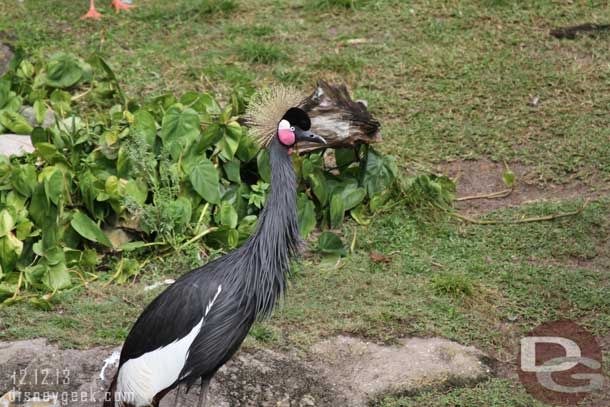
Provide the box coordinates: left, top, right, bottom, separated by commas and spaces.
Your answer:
45, 53, 83, 88
34, 142, 59, 162
218, 121, 241, 161
0, 81, 10, 108
319, 253, 342, 270
0, 111, 33, 134
116, 258, 142, 285
0, 282, 14, 300
363, 148, 397, 196
49, 90, 72, 116
370, 192, 390, 212
3, 233, 23, 256
189, 158, 220, 204
119, 241, 164, 252
30, 127, 49, 146
308, 172, 329, 206
33, 100, 47, 125
350, 204, 371, 225
43, 169, 64, 206
197, 124, 224, 152
335, 148, 356, 171
124, 180, 148, 205
70, 211, 113, 247
44, 245, 65, 266
329, 194, 345, 229
297, 193, 316, 238
116, 146, 130, 178
10, 164, 37, 197
341, 187, 366, 211
29, 296, 53, 311
237, 215, 257, 241
217, 201, 238, 229
15, 220, 34, 240
24, 263, 46, 287
223, 158, 241, 183
235, 135, 259, 162
134, 110, 157, 147
208, 228, 240, 249
0, 233, 23, 272
0, 210, 15, 237
318, 231, 346, 256
168, 197, 193, 228
503, 169, 516, 188
161, 105, 200, 159
180, 92, 220, 114
43, 262, 72, 290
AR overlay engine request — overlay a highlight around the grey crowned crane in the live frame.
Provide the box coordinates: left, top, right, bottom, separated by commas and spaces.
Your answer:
103, 86, 326, 407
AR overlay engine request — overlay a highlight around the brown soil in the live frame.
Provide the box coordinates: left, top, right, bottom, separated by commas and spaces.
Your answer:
438, 159, 608, 215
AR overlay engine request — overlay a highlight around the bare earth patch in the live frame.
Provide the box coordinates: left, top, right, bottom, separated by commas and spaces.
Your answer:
439, 159, 606, 215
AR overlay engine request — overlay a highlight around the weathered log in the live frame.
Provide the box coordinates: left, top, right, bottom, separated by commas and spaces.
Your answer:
297, 80, 381, 153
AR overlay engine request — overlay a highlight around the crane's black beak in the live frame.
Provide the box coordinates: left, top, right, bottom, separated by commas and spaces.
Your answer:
294, 128, 326, 144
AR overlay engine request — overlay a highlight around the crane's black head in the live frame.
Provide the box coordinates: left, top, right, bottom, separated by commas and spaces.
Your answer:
277, 107, 326, 149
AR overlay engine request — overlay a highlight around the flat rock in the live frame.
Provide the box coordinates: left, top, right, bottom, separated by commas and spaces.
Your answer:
0, 336, 492, 406
0, 339, 346, 407
311, 335, 493, 405
0, 134, 35, 156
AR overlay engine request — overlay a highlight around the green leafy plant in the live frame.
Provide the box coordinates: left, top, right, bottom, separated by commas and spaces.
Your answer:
0, 52, 398, 306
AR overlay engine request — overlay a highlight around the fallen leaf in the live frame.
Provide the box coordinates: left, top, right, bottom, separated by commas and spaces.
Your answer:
369, 251, 392, 263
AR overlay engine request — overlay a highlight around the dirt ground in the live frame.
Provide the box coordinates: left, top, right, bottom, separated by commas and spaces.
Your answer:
439, 159, 608, 215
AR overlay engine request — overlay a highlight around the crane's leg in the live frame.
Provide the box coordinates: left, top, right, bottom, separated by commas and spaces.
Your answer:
173, 384, 181, 407
197, 378, 211, 407
81, 0, 102, 19
110, 0, 134, 12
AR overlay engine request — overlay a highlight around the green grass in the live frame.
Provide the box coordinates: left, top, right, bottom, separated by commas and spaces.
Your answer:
1, 1, 609, 405
379, 378, 549, 407
2, 0, 608, 183
235, 41, 287, 64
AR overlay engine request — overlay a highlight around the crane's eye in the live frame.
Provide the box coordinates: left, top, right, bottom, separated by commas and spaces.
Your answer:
290, 126, 295, 132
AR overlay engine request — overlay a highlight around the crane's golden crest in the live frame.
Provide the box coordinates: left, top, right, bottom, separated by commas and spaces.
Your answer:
245, 85, 305, 147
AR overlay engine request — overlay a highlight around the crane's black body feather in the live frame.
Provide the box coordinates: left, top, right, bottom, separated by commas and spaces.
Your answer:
105, 137, 300, 406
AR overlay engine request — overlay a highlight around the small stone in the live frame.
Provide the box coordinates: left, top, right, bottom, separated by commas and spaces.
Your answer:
300, 394, 316, 406
19, 106, 56, 129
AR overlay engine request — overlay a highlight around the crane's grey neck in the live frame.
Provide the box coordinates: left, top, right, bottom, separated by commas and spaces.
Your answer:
236, 136, 300, 317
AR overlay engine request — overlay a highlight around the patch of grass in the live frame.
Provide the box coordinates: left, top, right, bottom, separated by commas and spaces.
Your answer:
248, 323, 277, 343
430, 272, 475, 298
314, 53, 363, 74
235, 41, 287, 65
227, 24, 274, 38
273, 67, 310, 85
195, 0, 238, 15
201, 62, 256, 89
306, 0, 372, 10
135, 0, 237, 21
379, 378, 548, 407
